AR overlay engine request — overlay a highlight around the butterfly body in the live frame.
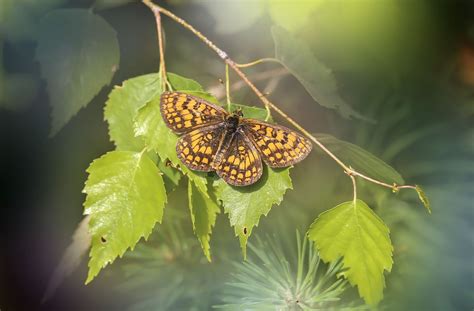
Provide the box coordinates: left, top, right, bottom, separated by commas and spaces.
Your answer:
161, 91, 312, 186
211, 114, 239, 168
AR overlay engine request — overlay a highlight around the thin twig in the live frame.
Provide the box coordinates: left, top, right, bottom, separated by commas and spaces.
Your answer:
235, 57, 281, 68
225, 63, 231, 111
144, 0, 167, 90
141, 0, 419, 195
351, 170, 416, 191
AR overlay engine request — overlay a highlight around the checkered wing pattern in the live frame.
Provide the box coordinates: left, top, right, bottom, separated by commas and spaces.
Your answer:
242, 119, 312, 168
215, 131, 263, 186
160, 91, 228, 133
176, 124, 225, 172
160, 91, 312, 186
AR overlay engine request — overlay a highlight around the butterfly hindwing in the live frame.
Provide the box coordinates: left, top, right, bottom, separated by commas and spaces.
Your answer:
160, 91, 228, 133
242, 119, 312, 168
176, 124, 225, 172
215, 130, 263, 186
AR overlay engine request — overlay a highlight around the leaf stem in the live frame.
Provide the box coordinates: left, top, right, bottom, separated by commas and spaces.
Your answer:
347, 169, 357, 205
144, 0, 167, 91
142, 1, 420, 196
225, 63, 231, 111
235, 57, 281, 68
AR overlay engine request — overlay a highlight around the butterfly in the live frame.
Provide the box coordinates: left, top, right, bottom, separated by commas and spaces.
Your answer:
160, 91, 312, 186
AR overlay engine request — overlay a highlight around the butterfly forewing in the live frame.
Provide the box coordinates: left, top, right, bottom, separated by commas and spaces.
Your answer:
215, 131, 263, 186
176, 124, 225, 172
242, 119, 312, 168
160, 91, 228, 133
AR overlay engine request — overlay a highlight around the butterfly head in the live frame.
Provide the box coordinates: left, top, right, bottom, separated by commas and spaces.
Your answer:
225, 109, 243, 132
231, 108, 243, 118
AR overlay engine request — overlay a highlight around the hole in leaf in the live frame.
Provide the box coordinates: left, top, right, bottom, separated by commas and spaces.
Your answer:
165, 160, 172, 167
243, 227, 248, 235
101, 236, 107, 243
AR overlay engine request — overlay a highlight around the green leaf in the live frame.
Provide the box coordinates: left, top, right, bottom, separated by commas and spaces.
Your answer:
36, 9, 119, 135
215, 167, 292, 258
314, 133, 405, 185
168, 74, 205, 92
187, 180, 220, 261
83, 150, 166, 284
104, 73, 161, 151
415, 185, 431, 214
308, 199, 393, 306
133, 74, 212, 195
272, 26, 370, 122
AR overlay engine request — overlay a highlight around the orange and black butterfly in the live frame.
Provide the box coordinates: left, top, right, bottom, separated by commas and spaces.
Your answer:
160, 91, 312, 186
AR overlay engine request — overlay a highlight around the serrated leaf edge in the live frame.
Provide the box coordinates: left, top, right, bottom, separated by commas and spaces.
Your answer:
83, 151, 167, 284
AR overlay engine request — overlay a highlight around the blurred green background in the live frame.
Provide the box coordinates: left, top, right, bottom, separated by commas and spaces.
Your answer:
1, 0, 473, 310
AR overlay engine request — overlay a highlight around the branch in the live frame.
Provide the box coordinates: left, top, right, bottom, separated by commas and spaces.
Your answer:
141, 0, 419, 195
144, 0, 167, 90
